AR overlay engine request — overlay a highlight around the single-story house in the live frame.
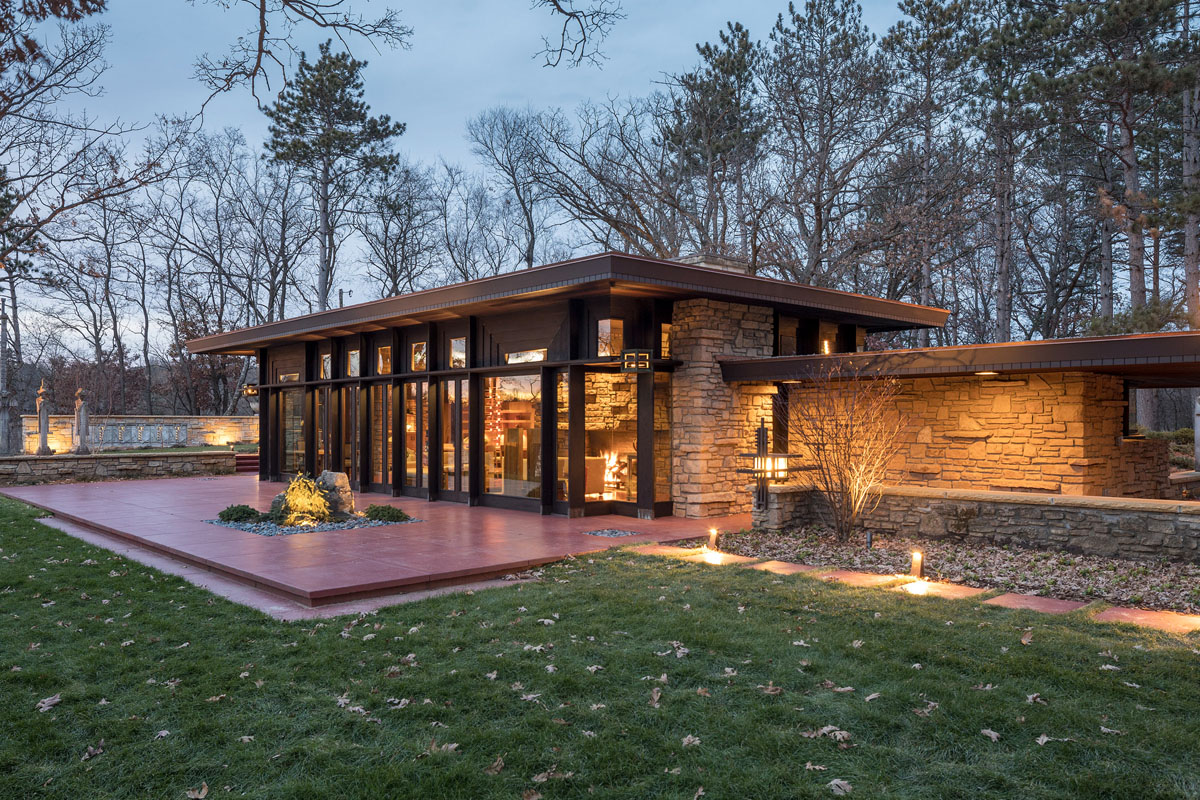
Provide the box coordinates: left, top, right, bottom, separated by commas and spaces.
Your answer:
186, 252, 1200, 520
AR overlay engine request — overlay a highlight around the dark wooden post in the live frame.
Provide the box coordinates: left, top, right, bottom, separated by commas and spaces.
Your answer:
636, 369, 655, 519
540, 365, 555, 514
567, 364, 585, 516
256, 347, 270, 481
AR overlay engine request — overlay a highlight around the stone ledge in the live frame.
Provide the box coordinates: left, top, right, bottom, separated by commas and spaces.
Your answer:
767, 482, 1200, 517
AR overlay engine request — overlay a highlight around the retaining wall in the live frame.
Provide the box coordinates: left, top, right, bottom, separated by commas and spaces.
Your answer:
0, 451, 235, 486
756, 484, 1200, 563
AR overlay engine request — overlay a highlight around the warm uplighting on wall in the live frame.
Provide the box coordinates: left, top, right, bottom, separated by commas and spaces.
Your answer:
910, 550, 924, 578
975, 371, 998, 377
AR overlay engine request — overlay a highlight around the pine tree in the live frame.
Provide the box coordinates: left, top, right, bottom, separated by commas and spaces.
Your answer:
265, 41, 405, 310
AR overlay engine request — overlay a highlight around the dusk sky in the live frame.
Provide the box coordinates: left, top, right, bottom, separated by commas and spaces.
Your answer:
87, 0, 905, 168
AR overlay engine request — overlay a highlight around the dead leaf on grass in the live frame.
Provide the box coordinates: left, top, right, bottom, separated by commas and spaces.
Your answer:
981, 728, 1000, 742
484, 755, 505, 775
864, 693, 880, 702
184, 783, 208, 799
35, 694, 61, 713
650, 687, 662, 708
805, 762, 827, 771
828, 778, 853, 795
1020, 631, 1033, 646
80, 740, 104, 761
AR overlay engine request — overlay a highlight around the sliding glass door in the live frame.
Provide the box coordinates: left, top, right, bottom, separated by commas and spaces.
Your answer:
370, 383, 392, 491
438, 378, 469, 500
482, 374, 542, 505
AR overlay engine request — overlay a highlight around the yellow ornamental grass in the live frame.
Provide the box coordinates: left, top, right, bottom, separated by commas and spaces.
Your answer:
282, 474, 331, 526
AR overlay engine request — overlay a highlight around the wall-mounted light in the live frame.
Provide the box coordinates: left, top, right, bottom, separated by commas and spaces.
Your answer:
738, 420, 799, 510
241, 384, 259, 397
821, 339, 832, 355
975, 371, 998, 377
751, 454, 790, 481
910, 550, 924, 578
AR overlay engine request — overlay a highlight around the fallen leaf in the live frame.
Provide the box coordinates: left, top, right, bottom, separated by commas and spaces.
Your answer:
522, 791, 542, 800
155, 730, 170, 740
238, 736, 254, 743
805, 761, 827, 771
184, 783, 208, 799
35, 694, 61, 713
828, 778, 853, 795
1100, 726, 1124, 735
981, 728, 1000, 742
864, 692, 881, 702
681, 734, 701, 747
531, 765, 574, 782
1020, 631, 1033, 646
696, 687, 711, 697
80, 740, 104, 761
484, 755, 505, 775
971, 683, 997, 691
693, 787, 705, 799
1026, 693, 1048, 705
649, 687, 662, 708
759, 681, 783, 695
1100, 664, 1121, 672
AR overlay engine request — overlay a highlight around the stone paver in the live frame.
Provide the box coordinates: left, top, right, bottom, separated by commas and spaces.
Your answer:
679, 550, 759, 566
983, 593, 1087, 615
1092, 606, 1200, 634
747, 560, 826, 575
818, 569, 901, 588
896, 580, 989, 600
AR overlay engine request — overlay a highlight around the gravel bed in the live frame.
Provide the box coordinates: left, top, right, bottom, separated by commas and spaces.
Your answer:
206, 517, 415, 537
719, 527, 1200, 614
582, 529, 643, 538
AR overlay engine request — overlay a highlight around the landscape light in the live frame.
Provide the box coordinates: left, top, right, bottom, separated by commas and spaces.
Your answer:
910, 550, 924, 578
708, 527, 719, 551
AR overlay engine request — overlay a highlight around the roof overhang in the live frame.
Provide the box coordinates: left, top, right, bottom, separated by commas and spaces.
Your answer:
186, 252, 949, 356
720, 331, 1200, 388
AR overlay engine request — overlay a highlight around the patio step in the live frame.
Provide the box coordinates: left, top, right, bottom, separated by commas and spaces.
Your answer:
234, 454, 259, 473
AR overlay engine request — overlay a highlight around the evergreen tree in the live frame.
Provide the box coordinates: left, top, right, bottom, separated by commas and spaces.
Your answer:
265, 41, 404, 310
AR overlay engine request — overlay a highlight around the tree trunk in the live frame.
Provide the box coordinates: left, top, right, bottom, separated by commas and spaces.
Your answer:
1184, 6, 1200, 329
1119, 88, 1147, 310
992, 122, 1014, 343
317, 158, 331, 312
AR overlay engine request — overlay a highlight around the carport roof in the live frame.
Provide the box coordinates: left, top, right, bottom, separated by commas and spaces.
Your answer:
719, 331, 1200, 388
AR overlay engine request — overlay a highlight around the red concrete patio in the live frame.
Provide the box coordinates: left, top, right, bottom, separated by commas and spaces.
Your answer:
0, 475, 749, 607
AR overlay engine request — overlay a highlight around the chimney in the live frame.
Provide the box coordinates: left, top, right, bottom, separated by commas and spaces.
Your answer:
675, 251, 751, 275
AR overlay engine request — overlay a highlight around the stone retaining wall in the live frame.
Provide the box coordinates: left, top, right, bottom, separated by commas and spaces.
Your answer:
756, 484, 1200, 563
22, 415, 257, 455
0, 451, 235, 486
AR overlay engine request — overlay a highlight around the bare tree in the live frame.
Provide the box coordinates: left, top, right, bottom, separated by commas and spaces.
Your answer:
356, 164, 437, 296
782, 363, 906, 542
533, 0, 625, 68
468, 107, 548, 269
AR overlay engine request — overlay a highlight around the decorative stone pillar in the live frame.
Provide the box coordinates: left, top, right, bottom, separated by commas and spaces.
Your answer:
73, 388, 91, 455
669, 298, 775, 518
35, 380, 54, 456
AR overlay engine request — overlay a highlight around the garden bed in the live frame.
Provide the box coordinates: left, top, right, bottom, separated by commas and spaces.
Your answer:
207, 516, 414, 537
719, 527, 1200, 614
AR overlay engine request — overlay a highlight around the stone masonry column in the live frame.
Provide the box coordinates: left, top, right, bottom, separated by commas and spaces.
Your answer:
669, 298, 774, 518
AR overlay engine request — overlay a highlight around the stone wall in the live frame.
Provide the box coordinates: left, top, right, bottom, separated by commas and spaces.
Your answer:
670, 298, 775, 517
782, 371, 1171, 498
0, 451, 235, 486
756, 484, 1200, 563
21, 415, 257, 455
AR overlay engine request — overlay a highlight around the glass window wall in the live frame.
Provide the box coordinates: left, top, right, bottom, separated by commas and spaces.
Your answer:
483, 375, 542, 498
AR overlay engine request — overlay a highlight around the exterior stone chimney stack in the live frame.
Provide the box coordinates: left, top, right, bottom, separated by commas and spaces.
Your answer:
675, 252, 752, 275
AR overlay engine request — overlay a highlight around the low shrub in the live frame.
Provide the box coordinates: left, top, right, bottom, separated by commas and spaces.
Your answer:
279, 474, 332, 526
364, 504, 410, 523
218, 504, 264, 523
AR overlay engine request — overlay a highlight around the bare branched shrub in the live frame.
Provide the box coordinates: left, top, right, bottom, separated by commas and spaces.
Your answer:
783, 363, 906, 543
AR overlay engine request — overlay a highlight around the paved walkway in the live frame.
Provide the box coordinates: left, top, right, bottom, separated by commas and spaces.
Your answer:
628, 545, 1200, 636
1, 475, 747, 610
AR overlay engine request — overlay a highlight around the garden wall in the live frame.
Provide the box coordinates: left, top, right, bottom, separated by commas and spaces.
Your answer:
780, 371, 1171, 498
0, 451, 235, 486
21, 415, 257, 455
756, 484, 1200, 563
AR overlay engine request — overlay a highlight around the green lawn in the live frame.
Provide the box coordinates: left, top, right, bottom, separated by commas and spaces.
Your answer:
2, 498, 1197, 799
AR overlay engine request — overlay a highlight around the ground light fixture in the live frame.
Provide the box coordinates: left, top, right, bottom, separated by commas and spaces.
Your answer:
911, 549, 924, 578
708, 527, 719, 550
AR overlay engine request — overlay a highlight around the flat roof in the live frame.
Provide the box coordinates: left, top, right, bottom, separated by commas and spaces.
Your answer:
719, 331, 1200, 388
186, 252, 949, 356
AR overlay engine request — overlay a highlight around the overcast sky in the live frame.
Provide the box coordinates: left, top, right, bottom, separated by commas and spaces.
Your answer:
87, 0, 905, 168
